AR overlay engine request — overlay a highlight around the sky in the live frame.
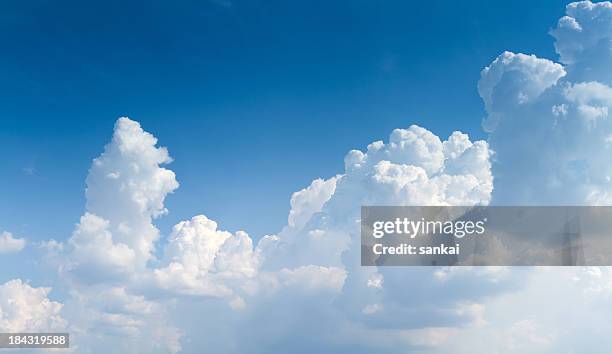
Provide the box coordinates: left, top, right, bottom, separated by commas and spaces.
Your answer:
0, 0, 570, 241
4, 1, 612, 354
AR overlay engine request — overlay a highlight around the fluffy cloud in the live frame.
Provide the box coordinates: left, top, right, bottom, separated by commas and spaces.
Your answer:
483, 2, 612, 205
336, 126, 492, 207
440, 1, 612, 352
80, 117, 179, 270
257, 126, 493, 296
145, 119, 493, 353
0, 279, 66, 332
45, 112, 495, 353
251, 124, 499, 351
0, 231, 25, 253
551, 1, 612, 85
287, 176, 338, 231
160, 1, 612, 351
154, 214, 258, 299
66, 213, 136, 281
478, 51, 566, 131
58, 118, 180, 283
51, 118, 183, 353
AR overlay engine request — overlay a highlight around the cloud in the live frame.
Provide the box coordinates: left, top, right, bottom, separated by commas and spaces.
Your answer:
427, 2, 612, 352
550, 1, 612, 87
82, 117, 179, 268
63, 285, 182, 354
153, 1, 612, 351
145, 120, 494, 352
287, 176, 339, 231
66, 213, 136, 281
61, 117, 179, 283
551, 1, 612, 65
0, 279, 66, 332
41, 112, 496, 353
483, 2, 612, 205
478, 51, 566, 131
154, 214, 258, 298
49, 117, 183, 353
0, 231, 25, 253
246, 124, 500, 351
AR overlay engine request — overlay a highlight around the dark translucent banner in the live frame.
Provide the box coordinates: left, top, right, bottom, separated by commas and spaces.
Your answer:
361, 206, 612, 266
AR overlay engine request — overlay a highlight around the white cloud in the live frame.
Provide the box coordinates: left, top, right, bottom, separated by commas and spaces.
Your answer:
551, 1, 612, 64
0, 279, 66, 332
248, 123, 500, 351
482, 3, 612, 205
59, 117, 180, 284
287, 176, 338, 231
275, 265, 346, 292
478, 51, 566, 131
154, 214, 258, 298
81, 117, 179, 269
0, 231, 25, 253
551, 1, 612, 86
66, 213, 136, 280
428, 2, 612, 352
48, 118, 183, 353
46, 113, 496, 353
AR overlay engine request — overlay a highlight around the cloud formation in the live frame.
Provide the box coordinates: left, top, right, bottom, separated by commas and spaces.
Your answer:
58, 118, 183, 352
154, 214, 258, 300
483, 1, 612, 205
8, 1, 612, 353
0, 279, 65, 332
0, 231, 25, 253
37, 113, 493, 353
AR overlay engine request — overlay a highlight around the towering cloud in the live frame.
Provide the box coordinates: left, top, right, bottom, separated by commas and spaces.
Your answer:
62, 118, 179, 283
57, 118, 182, 353
483, 1, 612, 205
82, 117, 179, 268
435, 2, 612, 352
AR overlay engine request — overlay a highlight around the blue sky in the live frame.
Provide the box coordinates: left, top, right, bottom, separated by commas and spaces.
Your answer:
1, 0, 568, 241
